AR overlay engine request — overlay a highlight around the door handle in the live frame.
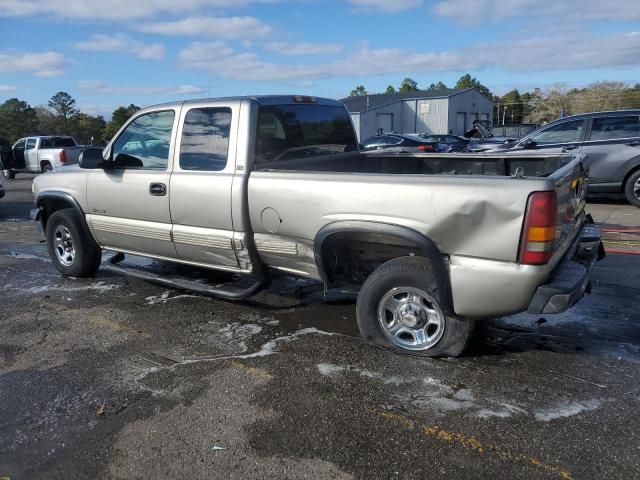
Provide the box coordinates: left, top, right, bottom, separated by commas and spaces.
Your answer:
149, 183, 167, 196
626, 140, 640, 147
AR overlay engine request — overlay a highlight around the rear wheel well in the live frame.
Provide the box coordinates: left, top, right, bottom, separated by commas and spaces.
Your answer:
40, 160, 52, 172
320, 231, 429, 287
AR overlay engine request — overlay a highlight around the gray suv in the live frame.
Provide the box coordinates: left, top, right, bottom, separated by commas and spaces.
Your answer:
490, 110, 640, 206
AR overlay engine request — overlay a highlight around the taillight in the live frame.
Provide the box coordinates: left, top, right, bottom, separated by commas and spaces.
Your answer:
519, 191, 558, 265
417, 144, 433, 151
59, 150, 68, 163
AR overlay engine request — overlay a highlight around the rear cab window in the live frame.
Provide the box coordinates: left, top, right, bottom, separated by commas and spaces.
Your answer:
179, 107, 232, 171
40, 137, 76, 148
254, 103, 357, 169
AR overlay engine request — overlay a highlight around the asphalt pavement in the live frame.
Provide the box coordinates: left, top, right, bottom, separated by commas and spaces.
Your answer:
1, 174, 640, 479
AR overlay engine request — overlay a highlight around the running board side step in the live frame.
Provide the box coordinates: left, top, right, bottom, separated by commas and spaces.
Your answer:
106, 252, 268, 301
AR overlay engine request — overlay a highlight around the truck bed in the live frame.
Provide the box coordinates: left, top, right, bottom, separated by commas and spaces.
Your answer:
255, 152, 575, 178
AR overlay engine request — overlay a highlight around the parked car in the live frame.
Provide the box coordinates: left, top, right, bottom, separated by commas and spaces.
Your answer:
10, 136, 86, 176
486, 110, 640, 207
32, 95, 602, 358
361, 133, 437, 153
419, 134, 468, 152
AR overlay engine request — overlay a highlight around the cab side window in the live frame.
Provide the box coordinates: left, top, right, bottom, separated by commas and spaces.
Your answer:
179, 107, 232, 171
111, 111, 175, 170
589, 116, 640, 141
26, 139, 37, 150
530, 120, 585, 145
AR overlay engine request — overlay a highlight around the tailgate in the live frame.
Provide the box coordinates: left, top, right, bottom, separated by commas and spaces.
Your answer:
547, 156, 589, 268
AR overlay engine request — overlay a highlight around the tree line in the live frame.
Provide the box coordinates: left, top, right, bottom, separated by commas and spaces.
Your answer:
0, 92, 140, 146
350, 75, 640, 126
350, 73, 492, 100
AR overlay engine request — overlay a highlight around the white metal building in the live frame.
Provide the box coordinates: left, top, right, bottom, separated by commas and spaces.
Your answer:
341, 88, 494, 141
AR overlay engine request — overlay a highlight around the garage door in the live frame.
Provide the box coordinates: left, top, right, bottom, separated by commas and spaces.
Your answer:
456, 113, 467, 135
378, 113, 393, 133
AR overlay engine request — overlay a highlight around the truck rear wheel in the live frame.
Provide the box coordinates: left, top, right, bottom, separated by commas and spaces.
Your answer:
46, 208, 102, 277
356, 256, 473, 357
624, 170, 640, 207
41, 162, 53, 173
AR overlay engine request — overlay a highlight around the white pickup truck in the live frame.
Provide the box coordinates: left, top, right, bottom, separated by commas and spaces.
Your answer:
9, 136, 85, 175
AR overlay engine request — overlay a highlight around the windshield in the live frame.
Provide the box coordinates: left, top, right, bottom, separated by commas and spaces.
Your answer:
254, 104, 358, 166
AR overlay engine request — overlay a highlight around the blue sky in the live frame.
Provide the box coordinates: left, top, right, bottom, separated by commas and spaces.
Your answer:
1, 0, 639, 118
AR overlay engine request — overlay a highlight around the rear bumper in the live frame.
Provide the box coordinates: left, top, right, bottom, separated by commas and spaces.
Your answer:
527, 221, 604, 314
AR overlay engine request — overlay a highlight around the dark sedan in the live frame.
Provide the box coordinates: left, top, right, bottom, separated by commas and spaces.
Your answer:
361, 133, 437, 153
419, 134, 468, 152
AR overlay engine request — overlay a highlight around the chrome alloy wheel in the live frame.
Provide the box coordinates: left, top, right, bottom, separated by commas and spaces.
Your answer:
53, 225, 76, 266
377, 286, 445, 351
634, 177, 640, 200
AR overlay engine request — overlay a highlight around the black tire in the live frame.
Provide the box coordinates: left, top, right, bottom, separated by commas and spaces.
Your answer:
41, 162, 53, 173
624, 170, 640, 207
356, 256, 473, 357
45, 208, 102, 277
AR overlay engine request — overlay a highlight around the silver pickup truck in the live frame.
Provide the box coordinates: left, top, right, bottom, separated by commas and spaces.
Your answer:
31, 96, 604, 357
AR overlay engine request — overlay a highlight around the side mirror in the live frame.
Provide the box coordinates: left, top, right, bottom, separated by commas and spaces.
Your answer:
79, 148, 105, 169
521, 139, 537, 149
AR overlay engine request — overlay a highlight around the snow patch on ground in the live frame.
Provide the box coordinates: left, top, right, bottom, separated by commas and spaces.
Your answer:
316, 363, 419, 385
534, 399, 601, 422
9, 280, 121, 294
218, 323, 263, 352
4, 251, 51, 263
144, 290, 203, 305
237, 328, 337, 359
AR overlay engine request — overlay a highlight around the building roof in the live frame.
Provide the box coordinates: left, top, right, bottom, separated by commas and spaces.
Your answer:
340, 88, 472, 113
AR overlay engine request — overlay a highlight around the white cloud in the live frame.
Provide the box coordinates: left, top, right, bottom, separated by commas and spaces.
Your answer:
349, 0, 422, 13
0, 84, 18, 92
433, 0, 640, 24
74, 34, 165, 60
264, 42, 343, 55
138, 16, 271, 39
0, 51, 66, 76
77, 80, 206, 96
0, 0, 282, 20
178, 31, 640, 82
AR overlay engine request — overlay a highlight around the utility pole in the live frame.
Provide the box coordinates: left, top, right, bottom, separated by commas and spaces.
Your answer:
502, 105, 508, 126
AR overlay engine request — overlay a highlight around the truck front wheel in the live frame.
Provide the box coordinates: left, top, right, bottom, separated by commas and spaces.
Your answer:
356, 256, 473, 357
46, 208, 102, 277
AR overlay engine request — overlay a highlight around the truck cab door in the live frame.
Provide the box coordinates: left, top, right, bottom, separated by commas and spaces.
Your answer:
169, 102, 240, 269
25, 138, 38, 171
86, 108, 179, 259
12, 139, 26, 170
